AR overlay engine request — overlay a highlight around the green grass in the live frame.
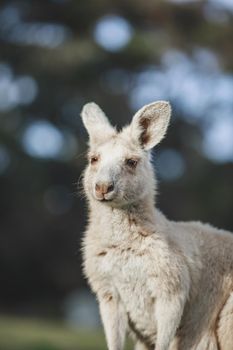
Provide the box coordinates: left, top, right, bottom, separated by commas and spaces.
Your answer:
0, 316, 133, 350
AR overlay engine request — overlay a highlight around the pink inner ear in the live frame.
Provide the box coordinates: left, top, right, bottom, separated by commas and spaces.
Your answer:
139, 117, 151, 146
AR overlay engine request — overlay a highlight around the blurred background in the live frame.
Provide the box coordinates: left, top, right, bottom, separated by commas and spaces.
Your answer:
0, 0, 232, 349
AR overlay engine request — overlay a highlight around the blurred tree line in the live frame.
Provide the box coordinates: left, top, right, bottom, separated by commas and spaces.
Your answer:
0, 0, 232, 318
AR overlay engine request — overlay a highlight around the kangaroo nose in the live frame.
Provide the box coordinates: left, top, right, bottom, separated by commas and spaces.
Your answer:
95, 182, 114, 195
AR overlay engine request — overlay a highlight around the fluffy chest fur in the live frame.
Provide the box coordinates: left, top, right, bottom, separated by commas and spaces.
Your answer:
83, 212, 183, 347
115, 246, 159, 342
84, 233, 158, 344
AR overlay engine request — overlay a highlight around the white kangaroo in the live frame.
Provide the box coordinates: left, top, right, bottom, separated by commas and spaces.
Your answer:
81, 101, 233, 350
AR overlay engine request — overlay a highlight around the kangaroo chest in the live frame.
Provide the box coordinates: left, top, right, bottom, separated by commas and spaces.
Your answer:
95, 242, 157, 346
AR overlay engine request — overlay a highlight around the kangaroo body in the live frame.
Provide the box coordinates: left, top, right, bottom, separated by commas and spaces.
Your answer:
81, 101, 233, 350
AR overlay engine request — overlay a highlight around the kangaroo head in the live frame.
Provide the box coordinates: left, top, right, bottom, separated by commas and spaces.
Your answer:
81, 101, 171, 208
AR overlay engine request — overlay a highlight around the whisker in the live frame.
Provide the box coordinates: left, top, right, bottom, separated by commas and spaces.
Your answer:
74, 150, 88, 161
75, 171, 86, 199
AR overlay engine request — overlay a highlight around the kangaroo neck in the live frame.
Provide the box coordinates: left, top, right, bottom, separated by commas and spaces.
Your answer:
88, 196, 157, 244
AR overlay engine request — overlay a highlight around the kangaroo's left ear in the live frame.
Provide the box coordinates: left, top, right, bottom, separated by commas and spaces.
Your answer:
130, 101, 171, 150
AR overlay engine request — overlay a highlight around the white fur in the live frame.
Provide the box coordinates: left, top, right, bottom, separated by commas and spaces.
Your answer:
81, 101, 233, 350
81, 102, 116, 145
131, 101, 171, 150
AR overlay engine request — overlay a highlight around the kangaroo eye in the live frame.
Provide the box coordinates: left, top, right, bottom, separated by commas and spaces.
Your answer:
90, 156, 99, 165
126, 159, 138, 168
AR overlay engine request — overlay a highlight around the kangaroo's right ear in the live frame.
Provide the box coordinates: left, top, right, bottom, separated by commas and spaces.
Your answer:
81, 102, 116, 144
130, 101, 171, 150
